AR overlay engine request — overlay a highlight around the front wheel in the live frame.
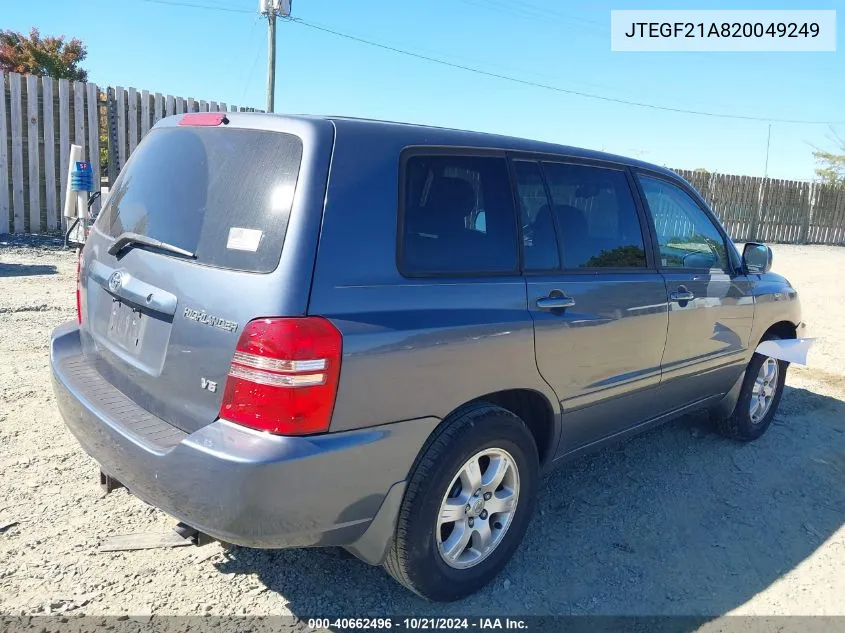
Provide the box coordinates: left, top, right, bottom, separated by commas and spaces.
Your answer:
383, 403, 539, 601
716, 337, 788, 441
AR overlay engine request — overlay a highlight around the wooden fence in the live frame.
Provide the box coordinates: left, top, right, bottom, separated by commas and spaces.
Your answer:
0, 70, 260, 235
674, 169, 845, 245
2, 69, 845, 244
108, 86, 259, 179
0, 72, 99, 234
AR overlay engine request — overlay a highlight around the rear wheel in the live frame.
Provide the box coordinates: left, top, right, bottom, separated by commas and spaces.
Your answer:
383, 403, 538, 601
716, 336, 788, 441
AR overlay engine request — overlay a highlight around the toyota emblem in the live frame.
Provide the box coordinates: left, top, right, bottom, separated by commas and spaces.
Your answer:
108, 271, 124, 293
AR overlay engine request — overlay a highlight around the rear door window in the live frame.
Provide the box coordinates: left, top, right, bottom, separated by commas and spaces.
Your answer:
400, 154, 518, 275
542, 162, 648, 269
96, 127, 303, 273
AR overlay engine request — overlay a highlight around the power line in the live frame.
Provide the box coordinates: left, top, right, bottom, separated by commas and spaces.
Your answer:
131, 0, 842, 125
458, 0, 608, 33
242, 15, 263, 98
198, 0, 252, 8
503, 0, 607, 28
286, 17, 843, 126
456, 0, 739, 67
456, 0, 608, 35
137, 0, 251, 13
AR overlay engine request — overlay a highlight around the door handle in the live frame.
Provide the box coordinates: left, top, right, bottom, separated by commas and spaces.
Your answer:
670, 286, 695, 303
536, 295, 576, 310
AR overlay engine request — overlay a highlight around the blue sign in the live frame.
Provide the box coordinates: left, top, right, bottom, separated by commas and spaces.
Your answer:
71, 161, 95, 192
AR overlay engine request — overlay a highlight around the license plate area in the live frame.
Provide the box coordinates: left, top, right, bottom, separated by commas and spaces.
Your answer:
107, 300, 146, 352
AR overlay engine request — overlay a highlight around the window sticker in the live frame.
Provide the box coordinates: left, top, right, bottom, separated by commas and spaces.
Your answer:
227, 227, 263, 252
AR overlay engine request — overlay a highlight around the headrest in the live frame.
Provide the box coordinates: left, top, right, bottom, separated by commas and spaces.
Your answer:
426, 177, 476, 222
532, 204, 555, 232
554, 204, 589, 234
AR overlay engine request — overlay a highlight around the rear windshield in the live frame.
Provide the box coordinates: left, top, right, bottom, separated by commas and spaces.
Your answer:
96, 127, 303, 273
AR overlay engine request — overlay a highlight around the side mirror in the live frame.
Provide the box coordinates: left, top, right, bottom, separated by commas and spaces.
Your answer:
742, 242, 772, 274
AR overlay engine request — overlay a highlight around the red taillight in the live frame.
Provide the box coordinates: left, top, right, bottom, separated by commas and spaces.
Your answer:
219, 317, 343, 435
75, 252, 83, 324
178, 113, 227, 126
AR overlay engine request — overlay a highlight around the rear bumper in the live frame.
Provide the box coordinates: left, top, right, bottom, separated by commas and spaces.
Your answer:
50, 321, 437, 558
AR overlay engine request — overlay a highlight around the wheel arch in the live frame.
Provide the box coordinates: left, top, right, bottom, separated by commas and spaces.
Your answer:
713, 318, 799, 421
759, 320, 798, 344
461, 388, 560, 471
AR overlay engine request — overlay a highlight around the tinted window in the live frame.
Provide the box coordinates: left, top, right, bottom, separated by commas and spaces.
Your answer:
542, 163, 647, 269
513, 161, 559, 271
401, 155, 518, 274
638, 175, 728, 271
96, 127, 303, 273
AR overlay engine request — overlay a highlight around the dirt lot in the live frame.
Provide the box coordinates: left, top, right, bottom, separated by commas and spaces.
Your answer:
0, 237, 843, 619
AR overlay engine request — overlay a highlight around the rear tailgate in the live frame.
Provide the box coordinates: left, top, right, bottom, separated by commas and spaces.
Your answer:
78, 116, 331, 434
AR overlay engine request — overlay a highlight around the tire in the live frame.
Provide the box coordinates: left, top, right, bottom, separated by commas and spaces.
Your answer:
383, 403, 539, 601
716, 335, 788, 441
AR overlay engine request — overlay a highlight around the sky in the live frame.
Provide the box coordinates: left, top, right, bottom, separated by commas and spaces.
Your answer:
5, 0, 842, 180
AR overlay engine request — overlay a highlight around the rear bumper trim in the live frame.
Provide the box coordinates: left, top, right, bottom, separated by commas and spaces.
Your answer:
51, 321, 438, 549
55, 350, 186, 453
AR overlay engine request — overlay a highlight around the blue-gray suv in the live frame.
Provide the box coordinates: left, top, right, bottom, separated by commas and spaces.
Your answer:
51, 113, 804, 601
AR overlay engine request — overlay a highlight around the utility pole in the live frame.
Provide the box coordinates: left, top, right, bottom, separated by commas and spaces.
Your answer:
753, 122, 773, 241
266, 9, 276, 112
260, 0, 292, 113
763, 123, 772, 179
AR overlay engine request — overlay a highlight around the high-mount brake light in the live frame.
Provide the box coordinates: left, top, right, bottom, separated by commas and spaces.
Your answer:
178, 113, 228, 127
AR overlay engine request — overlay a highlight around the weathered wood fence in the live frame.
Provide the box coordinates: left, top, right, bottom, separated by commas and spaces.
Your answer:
0, 72, 98, 234
0, 70, 260, 235
674, 169, 845, 246
107, 86, 259, 186
2, 69, 845, 244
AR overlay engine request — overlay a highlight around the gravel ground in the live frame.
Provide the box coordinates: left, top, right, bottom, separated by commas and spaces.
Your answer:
0, 237, 843, 619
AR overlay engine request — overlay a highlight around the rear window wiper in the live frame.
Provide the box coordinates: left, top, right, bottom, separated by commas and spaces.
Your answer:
107, 232, 196, 259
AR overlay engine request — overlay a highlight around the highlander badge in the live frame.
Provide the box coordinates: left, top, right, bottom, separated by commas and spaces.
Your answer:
183, 307, 239, 333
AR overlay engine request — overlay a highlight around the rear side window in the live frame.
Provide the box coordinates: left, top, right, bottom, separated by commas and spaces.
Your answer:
400, 154, 518, 275
96, 127, 303, 273
542, 163, 647, 269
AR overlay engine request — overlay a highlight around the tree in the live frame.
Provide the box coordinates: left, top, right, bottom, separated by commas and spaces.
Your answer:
0, 28, 88, 81
585, 245, 648, 268
813, 128, 845, 185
